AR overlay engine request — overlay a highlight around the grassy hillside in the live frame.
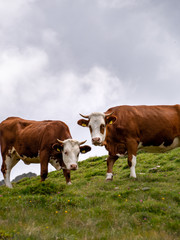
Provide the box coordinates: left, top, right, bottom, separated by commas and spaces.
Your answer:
0, 148, 180, 240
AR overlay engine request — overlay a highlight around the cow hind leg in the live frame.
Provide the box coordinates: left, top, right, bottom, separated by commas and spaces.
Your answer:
128, 155, 137, 178
127, 139, 138, 178
40, 150, 49, 182
1, 155, 19, 188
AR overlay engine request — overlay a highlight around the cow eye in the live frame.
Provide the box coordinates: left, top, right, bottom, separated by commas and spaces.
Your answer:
64, 151, 68, 155
89, 125, 92, 133
100, 124, 105, 134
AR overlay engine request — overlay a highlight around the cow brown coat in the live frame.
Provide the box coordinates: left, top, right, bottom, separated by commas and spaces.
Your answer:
0, 117, 75, 187
104, 105, 180, 177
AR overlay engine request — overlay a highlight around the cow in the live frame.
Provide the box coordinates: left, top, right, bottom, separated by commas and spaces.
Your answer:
77, 105, 180, 181
0, 117, 91, 188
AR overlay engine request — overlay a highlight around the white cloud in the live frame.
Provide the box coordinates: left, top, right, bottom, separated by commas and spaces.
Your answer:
0, 0, 34, 28
0, 43, 127, 121
42, 29, 60, 47
56, 67, 126, 115
0, 47, 48, 114
137, 15, 180, 84
98, 0, 148, 9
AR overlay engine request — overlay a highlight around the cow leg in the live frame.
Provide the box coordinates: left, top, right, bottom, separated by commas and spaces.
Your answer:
106, 155, 118, 181
40, 150, 49, 182
63, 169, 72, 185
128, 155, 137, 178
1, 155, 19, 188
127, 140, 138, 178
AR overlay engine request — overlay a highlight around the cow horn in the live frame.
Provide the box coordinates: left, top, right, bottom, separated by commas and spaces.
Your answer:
104, 112, 114, 117
57, 139, 64, 145
79, 140, 87, 145
79, 113, 89, 119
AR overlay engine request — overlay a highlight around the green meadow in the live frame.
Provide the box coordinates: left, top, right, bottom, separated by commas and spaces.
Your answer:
0, 148, 180, 240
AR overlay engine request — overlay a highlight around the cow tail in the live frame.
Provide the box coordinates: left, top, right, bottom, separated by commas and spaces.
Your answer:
0, 123, 1, 145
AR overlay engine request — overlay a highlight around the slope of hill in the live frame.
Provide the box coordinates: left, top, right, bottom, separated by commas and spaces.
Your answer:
0, 148, 179, 240
0, 172, 37, 186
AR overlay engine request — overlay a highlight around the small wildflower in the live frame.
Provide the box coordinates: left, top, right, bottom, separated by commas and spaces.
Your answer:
140, 199, 143, 203
0, 195, 3, 197
125, 199, 128, 202
58, 192, 60, 194
19, 196, 21, 198
162, 197, 165, 200
56, 211, 58, 214
65, 210, 68, 213
68, 200, 70, 202
118, 194, 121, 197
46, 226, 49, 229
144, 218, 147, 221
29, 200, 32, 203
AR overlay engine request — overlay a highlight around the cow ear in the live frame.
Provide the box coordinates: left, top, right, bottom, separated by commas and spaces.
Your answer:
52, 143, 63, 153
80, 145, 91, 154
77, 119, 89, 127
105, 115, 117, 125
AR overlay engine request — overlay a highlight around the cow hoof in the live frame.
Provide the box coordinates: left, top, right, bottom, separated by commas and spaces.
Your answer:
130, 175, 137, 179
106, 178, 113, 182
130, 174, 137, 178
67, 182, 72, 185
106, 173, 113, 181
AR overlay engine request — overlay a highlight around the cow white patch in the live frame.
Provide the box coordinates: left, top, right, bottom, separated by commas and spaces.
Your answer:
106, 172, 113, 180
116, 153, 125, 157
4, 154, 19, 188
138, 137, 180, 153
130, 155, 136, 178
61, 139, 80, 170
49, 158, 61, 170
88, 113, 106, 145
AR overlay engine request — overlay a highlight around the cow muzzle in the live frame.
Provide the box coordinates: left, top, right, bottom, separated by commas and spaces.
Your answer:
92, 137, 102, 146
70, 164, 77, 170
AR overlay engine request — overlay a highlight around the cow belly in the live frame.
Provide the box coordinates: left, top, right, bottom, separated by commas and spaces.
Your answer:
22, 156, 40, 164
7, 147, 40, 164
138, 137, 180, 153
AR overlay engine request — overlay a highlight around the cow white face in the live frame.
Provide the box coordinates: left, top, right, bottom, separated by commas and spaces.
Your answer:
77, 112, 116, 146
53, 139, 91, 170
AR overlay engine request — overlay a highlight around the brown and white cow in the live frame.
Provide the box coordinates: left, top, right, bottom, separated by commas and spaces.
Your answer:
78, 105, 180, 180
0, 117, 91, 188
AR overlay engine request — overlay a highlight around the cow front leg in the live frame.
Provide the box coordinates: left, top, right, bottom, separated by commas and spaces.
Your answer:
127, 139, 138, 178
40, 150, 49, 182
1, 155, 19, 188
106, 155, 118, 181
63, 169, 72, 185
128, 155, 137, 178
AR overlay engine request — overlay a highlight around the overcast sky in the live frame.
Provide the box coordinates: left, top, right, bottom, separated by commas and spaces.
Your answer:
0, 0, 180, 180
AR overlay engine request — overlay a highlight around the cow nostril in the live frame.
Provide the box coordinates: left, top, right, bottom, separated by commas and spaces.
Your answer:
92, 138, 101, 143
70, 164, 77, 170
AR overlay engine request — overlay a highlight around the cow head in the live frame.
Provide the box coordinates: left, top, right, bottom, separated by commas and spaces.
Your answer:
77, 112, 116, 146
52, 139, 91, 170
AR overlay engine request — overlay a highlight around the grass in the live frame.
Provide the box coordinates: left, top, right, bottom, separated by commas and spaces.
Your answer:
0, 148, 180, 240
